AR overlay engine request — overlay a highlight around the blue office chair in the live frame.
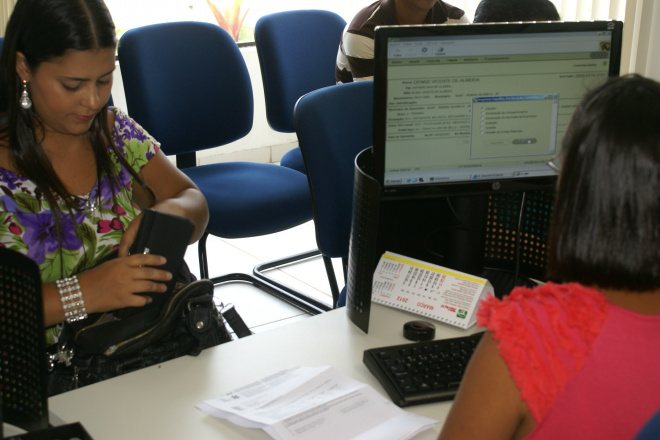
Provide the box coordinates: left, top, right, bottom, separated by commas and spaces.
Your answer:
255, 10, 347, 174
118, 22, 328, 314
294, 81, 374, 307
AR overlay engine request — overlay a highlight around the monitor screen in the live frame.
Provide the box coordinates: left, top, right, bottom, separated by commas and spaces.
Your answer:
372, 21, 623, 199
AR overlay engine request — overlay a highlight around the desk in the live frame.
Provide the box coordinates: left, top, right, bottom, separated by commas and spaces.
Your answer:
49, 304, 479, 439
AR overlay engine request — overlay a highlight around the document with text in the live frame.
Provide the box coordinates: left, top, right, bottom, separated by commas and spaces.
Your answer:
197, 366, 438, 440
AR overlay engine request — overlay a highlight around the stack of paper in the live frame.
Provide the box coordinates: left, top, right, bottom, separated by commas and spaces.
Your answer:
197, 366, 438, 440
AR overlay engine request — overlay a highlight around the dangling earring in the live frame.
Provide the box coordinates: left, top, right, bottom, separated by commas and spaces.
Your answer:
19, 80, 32, 110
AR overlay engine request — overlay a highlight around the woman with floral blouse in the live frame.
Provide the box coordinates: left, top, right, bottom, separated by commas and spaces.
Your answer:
0, 0, 209, 344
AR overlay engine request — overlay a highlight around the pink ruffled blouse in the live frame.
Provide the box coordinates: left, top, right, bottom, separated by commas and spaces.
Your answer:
478, 282, 660, 439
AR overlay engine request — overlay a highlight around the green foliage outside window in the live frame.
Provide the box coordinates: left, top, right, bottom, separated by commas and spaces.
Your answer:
207, 0, 250, 42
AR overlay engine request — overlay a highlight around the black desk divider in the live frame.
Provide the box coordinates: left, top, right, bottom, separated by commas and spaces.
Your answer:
0, 249, 91, 439
346, 148, 381, 333
0, 248, 48, 432
3, 422, 93, 440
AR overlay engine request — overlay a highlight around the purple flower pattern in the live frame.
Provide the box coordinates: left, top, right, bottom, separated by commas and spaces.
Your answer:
0, 107, 160, 282
0, 168, 27, 190
17, 211, 85, 265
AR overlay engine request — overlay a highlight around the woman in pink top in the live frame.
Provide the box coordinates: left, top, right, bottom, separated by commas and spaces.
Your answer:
439, 75, 660, 440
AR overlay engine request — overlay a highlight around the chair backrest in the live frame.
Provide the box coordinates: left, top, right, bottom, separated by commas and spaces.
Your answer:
635, 408, 660, 440
255, 10, 347, 133
294, 81, 373, 258
117, 22, 253, 157
0, 248, 48, 432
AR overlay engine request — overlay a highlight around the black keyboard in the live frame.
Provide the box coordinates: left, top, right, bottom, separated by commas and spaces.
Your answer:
363, 332, 485, 407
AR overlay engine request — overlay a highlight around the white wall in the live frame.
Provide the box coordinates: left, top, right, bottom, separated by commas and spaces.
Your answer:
111, 45, 298, 166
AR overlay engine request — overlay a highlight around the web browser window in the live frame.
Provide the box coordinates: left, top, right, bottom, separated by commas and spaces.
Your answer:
383, 30, 614, 187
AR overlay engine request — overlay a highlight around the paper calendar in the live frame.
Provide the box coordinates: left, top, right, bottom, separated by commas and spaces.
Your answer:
371, 252, 493, 329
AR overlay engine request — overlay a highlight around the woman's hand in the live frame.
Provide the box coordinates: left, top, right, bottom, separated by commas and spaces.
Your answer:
77, 253, 171, 314
42, 250, 173, 327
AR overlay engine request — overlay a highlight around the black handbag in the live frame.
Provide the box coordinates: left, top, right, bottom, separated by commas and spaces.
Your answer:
47, 263, 239, 395
47, 210, 249, 395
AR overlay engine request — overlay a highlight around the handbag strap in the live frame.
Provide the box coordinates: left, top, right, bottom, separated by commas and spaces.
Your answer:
220, 304, 252, 338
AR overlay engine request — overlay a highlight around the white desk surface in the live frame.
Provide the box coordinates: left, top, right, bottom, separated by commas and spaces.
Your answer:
49, 303, 480, 440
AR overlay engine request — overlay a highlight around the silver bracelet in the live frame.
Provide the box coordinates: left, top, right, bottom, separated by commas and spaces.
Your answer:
56, 275, 88, 323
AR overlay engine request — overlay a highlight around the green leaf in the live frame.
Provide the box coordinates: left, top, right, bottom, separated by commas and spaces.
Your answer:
77, 223, 97, 251
104, 229, 124, 245
73, 245, 96, 274
123, 139, 149, 170
0, 220, 10, 236
13, 192, 41, 213
72, 224, 98, 273
41, 254, 61, 282
41, 249, 79, 282
13, 241, 29, 252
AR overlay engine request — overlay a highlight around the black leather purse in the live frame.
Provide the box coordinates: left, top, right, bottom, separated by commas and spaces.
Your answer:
47, 210, 248, 395
48, 274, 232, 395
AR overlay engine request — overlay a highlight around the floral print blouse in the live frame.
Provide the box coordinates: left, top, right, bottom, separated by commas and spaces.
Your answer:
0, 108, 159, 341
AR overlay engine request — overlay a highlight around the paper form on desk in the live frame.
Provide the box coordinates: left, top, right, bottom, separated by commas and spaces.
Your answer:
197, 365, 437, 440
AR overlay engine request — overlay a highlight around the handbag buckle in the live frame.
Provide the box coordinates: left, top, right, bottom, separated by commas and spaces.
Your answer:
53, 346, 75, 367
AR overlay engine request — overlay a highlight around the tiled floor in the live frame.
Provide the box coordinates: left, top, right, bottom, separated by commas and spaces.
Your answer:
183, 220, 345, 335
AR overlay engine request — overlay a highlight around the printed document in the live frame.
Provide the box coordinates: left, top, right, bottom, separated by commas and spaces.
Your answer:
197, 365, 437, 440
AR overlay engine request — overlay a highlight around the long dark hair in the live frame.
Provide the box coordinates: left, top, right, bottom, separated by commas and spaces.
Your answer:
0, 0, 154, 255
547, 75, 660, 291
473, 0, 560, 22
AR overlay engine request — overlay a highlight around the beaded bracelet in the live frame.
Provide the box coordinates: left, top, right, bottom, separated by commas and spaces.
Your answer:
56, 275, 88, 323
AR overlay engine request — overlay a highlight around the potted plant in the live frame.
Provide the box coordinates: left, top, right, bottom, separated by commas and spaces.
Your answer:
207, 0, 250, 42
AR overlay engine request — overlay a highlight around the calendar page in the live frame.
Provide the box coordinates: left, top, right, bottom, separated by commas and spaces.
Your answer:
371, 252, 493, 329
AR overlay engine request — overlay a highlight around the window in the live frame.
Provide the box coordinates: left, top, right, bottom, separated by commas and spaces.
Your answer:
105, 0, 369, 44
0, 0, 655, 78
104, 0, 627, 45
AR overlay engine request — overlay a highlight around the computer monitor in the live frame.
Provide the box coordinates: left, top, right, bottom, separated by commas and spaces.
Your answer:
370, 21, 622, 286
347, 22, 623, 331
372, 21, 623, 200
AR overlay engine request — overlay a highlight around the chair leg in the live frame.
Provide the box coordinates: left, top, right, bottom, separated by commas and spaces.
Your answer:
252, 249, 331, 314
341, 257, 348, 283
212, 270, 329, 315
198, 231, 210, 280
322, 256, 341, 309
197, 233, 330, 315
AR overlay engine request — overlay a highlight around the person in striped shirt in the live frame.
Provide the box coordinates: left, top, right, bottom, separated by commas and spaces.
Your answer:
335, 0, 468, 84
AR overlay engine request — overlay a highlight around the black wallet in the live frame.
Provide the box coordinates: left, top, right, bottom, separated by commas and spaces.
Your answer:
129, 208, 194, 294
